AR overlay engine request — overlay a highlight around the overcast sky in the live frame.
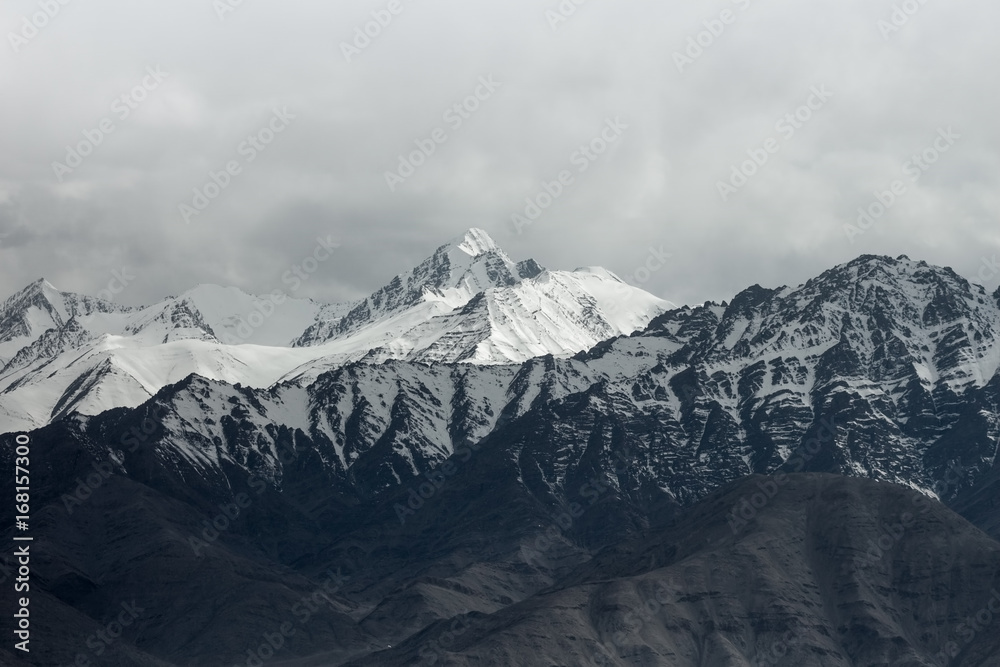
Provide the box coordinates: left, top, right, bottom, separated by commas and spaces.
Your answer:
1, 0, 998, 308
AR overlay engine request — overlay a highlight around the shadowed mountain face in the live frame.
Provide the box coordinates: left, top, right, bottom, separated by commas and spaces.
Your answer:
347, 475, 1000, 667
1, 424, 999, 667
2, 253, 1000, 665
11, 254, 998, 515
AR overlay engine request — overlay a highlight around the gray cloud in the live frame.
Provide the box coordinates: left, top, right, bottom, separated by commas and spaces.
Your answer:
0, 0, 997, 307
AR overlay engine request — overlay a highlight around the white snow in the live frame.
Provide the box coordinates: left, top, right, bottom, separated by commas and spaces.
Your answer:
0, 229, 671, 433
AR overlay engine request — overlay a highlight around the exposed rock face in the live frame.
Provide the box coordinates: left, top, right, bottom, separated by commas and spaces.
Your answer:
21, 255, 997, 516
2, 252, 1000, 665
2, 426, 998, 667
347, 475, 1000, 667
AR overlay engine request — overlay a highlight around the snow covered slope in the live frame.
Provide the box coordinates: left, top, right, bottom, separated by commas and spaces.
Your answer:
6, 252, 1000, 531
0, 228, 672, 432
57, 254, 1000, 513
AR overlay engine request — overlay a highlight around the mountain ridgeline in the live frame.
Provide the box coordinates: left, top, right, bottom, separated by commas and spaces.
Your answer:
1, 239, 999, 665
0, 228, 670, 434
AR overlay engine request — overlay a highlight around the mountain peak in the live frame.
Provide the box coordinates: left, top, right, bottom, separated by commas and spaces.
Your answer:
453, 228, 499, 257
25, 277, 59, 296
2, 277, 60, 309
844, 254, 910, 270
804, 254, 935, 290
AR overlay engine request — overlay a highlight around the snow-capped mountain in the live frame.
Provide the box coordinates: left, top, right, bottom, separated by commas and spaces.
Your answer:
25, 253, 1000, 509
6, 249, 1000, 511
0, 228, 671, 432
4, 252, 1000, 666
291, 227, 539, 345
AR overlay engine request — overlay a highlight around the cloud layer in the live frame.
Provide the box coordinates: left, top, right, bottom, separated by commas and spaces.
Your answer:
1, 0, 998, 307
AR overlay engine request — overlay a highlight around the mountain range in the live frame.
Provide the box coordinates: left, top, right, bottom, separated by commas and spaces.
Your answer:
1, 230, 999, 666
0, 228, 670, 434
